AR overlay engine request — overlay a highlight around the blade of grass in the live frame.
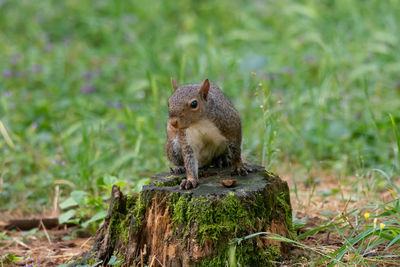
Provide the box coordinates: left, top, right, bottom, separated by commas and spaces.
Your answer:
389, 114, 400, 171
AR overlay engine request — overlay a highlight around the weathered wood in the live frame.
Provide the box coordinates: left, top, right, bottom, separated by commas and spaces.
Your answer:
68, 164, 296, 266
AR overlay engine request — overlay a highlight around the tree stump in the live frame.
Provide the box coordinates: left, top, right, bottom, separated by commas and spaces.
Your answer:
68, 164, 296, 266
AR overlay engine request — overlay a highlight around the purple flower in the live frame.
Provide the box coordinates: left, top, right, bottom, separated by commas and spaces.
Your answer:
51, 159, 56, 165
11, 55, 22, 65
108, 57, 120, 65
61, 161, 66, 166
118, 123, 126, 130
395, 81, 400, 90
115, 103, 123, 110
281, 67, 295, 75
80, 84, 95, 94
63, 37, 71, 46
82, 71, 94, 80
30, 122, 38, 130
2, 69, 12, 78
263, 72, 279, 81
45, 43, 53, 52
32, 64, 42, 73
4, 91, 12, 98
303, 55, 316, 64
122, 14, 138, 24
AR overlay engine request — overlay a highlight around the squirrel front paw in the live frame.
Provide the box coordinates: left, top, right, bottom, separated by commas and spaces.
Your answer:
180, 178, 199, 190
170, 166, 186, 174
231, 164, 249, 176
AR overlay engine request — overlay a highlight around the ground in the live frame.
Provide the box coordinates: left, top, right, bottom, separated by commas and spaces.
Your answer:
1, 167, 399, 266
0, 225, 93, 266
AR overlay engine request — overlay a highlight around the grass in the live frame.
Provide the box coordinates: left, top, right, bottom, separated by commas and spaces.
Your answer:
1, 0, 400, 265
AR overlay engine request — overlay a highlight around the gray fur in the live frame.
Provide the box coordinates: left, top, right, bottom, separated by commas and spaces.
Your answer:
165, 79, 248, 190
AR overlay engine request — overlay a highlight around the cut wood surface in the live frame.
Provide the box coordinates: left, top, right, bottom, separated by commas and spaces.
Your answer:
68, 164, 296, 267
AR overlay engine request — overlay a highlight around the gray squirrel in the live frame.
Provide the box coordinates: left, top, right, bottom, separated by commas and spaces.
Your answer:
165, 78, 248, 190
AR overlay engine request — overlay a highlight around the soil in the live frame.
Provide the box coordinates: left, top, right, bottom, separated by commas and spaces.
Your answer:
0, 225, 93, 266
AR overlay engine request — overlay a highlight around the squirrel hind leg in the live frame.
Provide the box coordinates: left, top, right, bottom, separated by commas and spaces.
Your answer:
227, 141, 248, 176
231, 162, 249, 176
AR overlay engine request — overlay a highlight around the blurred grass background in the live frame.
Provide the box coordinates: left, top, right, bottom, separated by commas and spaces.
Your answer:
1, 0, 400, 212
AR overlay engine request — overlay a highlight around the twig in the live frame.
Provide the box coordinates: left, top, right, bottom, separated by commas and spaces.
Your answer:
154, 256, 164, 267
48, 254, 78, 259
140, 248, 143, 267
80, 236, 93, 249
13, 237, 31, 249
40, 219, 52, 245
149, 255, 156, 267
341, 198, 354, 229
52, 185, 60, 217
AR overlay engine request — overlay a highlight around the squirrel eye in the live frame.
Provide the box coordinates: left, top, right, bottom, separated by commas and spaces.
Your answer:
190, 100, 198, 109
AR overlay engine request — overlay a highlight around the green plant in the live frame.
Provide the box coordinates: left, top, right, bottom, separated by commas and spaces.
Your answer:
59, 175, 127, 231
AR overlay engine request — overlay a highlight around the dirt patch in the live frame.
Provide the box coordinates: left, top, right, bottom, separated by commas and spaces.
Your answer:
0, 225, 93, 266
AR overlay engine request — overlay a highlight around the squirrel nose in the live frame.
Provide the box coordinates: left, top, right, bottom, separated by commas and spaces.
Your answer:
170, 118, 178, 128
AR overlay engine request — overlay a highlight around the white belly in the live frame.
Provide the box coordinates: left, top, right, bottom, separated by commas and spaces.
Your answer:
186, 119, 227, 167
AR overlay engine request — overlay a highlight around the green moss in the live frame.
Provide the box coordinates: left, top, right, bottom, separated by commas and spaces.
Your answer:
125, 194, 138, 210
263, 245, 281, 262
153, 176, 183, 187
170, 192, 254, 244
197, 250, 227, 267
264, 170, 275, 178
198, 241, 282, 267
109, 213, 124, 244
119, 215, 131, 244
87, 258, 96, 266
276, 191, 296, 240
106, 192, 151, 246
276, 192, 290, 217
172, 194, 189, 224
169, 190, 296, 244
105, 194, 133, 248
132, 191, 151, 231
193, 193, 251, 243
236, 242, 281, 266
167, 192, 181, 213
166, 183, 296, 266
245, 192, 273, 223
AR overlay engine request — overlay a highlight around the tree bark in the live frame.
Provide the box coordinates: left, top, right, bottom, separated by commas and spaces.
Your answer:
68, 164, 296, 266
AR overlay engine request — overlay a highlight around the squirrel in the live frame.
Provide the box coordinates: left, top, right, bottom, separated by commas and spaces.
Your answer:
165, 78, 248, 190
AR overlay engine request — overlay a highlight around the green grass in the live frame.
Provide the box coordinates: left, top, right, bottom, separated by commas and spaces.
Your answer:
1, 0, 399, 207
1, 0, 400, 263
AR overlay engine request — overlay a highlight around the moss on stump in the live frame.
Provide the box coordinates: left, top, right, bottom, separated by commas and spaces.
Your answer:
68, 164, 296, 267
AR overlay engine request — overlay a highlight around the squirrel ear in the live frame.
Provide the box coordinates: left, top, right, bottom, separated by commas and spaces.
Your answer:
199, 78, 210, 100
171, 78, 178, 91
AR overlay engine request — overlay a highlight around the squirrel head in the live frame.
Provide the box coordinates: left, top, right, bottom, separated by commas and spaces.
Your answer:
168, 78, 210, 129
